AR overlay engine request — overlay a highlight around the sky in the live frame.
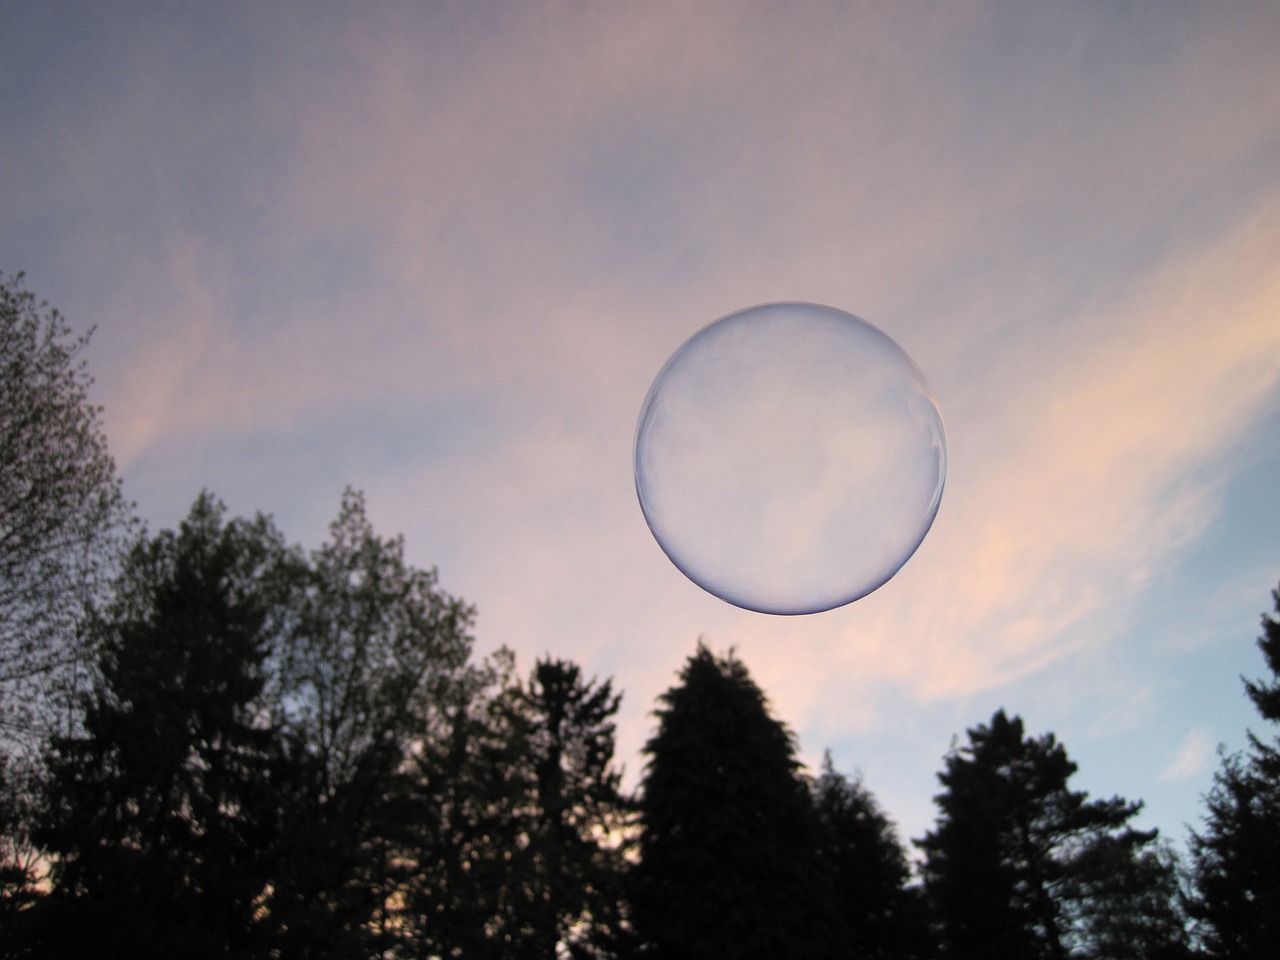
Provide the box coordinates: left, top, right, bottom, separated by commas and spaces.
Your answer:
3, 1, 1279, 854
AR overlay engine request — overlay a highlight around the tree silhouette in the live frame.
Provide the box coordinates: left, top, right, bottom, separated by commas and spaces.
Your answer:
0, 751, 45, 955
396, 654, 632, 959
0, 273, 132, 747
264, 488, 476, 958
520, 658, 634, 959
398, 647, 533, 958
1055, 827, 1189, 960
36, 495, 287, 959
812, 753, 930, 960
919, 710, 1183, 960
1189, 582, 1280, 958
29, 491, 482, 959
631, 644, 831, 959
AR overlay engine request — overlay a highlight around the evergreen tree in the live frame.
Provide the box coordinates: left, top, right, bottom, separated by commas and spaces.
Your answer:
919, 710, 1183, 960
520, 657, 634, 959
398, 654, 633, 960
28, 490, 481, 959
1056, 830, 1189, 960
812, 753, 930, 960
631, 644, 830, 960
399, 647, 533, 959
1189, 582, 1280, 958
0, 750, 45, 956
35, 495, 289, 959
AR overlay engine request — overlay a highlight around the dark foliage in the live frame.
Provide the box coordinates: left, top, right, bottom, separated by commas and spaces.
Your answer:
520, 657, 634, 958
35, 495, 289, 959
0, 273, 132, 746
631, 644, 832, 960
919, 710, 1185, 960
398, 653, 633, 959
1189, 583, 1280, 958
263, 489, 476, 958
27, 491, 484, 958
812, 753, 931, 960
0, 752, 44, 957
397, 648, 533, 958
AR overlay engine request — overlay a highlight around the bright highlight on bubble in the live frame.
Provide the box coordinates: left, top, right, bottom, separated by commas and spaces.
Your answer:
634, 302, 946, 615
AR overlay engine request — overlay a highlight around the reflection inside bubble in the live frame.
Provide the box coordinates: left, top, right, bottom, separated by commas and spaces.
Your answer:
634, 302, 946, 615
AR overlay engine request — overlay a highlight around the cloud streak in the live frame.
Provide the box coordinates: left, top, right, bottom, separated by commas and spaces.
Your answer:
1161, 728, 1216, 783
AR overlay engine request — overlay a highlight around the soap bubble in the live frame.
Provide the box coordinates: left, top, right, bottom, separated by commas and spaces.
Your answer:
634, 302, 946, 615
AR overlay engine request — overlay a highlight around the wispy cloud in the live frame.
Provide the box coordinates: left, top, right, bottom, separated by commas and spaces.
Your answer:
1161, 728, 1216, 783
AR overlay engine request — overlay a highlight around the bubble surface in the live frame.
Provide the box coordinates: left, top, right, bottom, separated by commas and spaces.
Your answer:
634, 302, 946, 615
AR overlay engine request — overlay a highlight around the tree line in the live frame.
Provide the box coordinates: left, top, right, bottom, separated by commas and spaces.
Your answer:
2, 272, 1279, 957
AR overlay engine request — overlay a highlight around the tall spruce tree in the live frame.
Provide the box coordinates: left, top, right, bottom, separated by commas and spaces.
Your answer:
631, 644, 831, 960
1189, 582, 1280, 958
398, 654, 632, 960
35, 495, 290, 959
919, 710, 1184, 960
521, 658, 633, 959
812, 753, 930, 960
399, 647, 533, 959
